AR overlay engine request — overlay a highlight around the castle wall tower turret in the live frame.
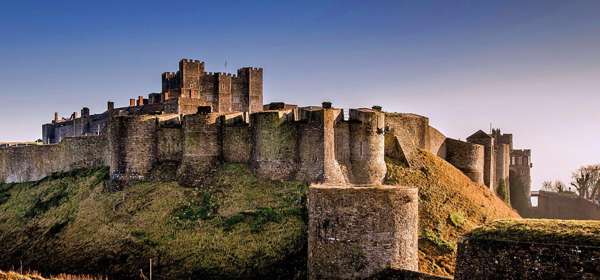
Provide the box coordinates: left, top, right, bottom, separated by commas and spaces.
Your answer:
177, 109, 222, 186
250, 110, 297, 180
348, 108, 386, 185
491, 129, 512, 195
295, 104, 346, 183
217, 73, 233, 112
510, 149, 532, 214
179, 59, 204, 99
445, 138, 485, 184
467, 130, 495, 190
237, 67, 263, 113
107, 115, 159, 182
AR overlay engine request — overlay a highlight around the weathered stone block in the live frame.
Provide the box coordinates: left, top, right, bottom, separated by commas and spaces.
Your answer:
308, 184, 418, 279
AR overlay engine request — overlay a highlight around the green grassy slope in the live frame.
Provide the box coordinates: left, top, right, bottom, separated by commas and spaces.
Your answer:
0, 165, 308, 280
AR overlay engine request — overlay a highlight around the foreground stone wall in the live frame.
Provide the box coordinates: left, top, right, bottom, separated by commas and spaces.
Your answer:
455, 220, 600, 280
456, 238, 600, 279
308, 185, 418, 279
0, 136, 107, 183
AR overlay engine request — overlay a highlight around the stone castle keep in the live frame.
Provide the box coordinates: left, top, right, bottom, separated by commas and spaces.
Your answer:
0, 58, 538, 278
42, 59, 262, 144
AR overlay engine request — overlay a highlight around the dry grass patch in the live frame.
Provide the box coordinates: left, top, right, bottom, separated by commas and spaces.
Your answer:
385, 150, 520, 276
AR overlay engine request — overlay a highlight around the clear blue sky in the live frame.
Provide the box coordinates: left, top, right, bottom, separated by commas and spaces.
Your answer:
1, 0, 600, 189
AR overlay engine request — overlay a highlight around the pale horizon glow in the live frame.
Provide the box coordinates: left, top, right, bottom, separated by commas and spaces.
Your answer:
1, 0, 600, 190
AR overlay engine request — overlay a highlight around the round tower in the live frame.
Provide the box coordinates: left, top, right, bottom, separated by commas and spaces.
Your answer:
107, 115, 158, 183
444, 138, 485, 185
250, 110, 297, 180
348, 108, 386, 185
308, 184, 419, 279
177, 111, 222, 185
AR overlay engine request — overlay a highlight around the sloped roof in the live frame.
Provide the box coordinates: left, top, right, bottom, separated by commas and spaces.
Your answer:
467, 130, 492, 141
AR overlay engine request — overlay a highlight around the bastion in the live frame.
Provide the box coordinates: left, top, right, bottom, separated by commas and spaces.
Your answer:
308, 184, 418, 279
454, 219, 600, 280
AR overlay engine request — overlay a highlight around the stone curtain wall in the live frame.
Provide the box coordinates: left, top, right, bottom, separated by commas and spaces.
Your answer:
427, 126, 447, 157
0, 136, 108, 183
222, 124, 252, 163
4, 105, 484, 191
157, 127, 183, 162
385, 113, 430, 151
526, 191, 600, 220
308, 185, 418, 279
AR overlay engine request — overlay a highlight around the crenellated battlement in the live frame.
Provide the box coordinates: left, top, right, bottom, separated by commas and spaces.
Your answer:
8, 103, 387, 186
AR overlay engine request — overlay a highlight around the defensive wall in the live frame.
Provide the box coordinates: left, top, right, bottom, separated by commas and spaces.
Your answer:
0, 135, 107, 183
525, 191, 600, 220
107, 104, 387, 186
3, 103, 390, 187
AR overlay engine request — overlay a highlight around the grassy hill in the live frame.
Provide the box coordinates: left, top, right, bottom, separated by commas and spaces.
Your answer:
0, 149, 519, 278
385, 150, 520, 276
0, 165, 308, 279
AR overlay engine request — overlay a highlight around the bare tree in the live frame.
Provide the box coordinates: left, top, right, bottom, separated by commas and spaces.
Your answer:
571, 164, 600, 201
541, 180, 567, 193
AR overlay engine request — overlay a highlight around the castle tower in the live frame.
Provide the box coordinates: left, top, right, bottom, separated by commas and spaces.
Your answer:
348, 108, 386, 185
467, 130, 495, 190
510, 149, 532, 214
237, 67, 263, 113
250, 110, 298, 180
177, 108, 222, 186
444, 138, 485, 184
107, 115, 159, 182
179, 59, 204, 99
295, 103, 346, 183
491, 129, 512, 196
159, 59, 263, 115
308, 185, 418, 279
216, 73, 233, 113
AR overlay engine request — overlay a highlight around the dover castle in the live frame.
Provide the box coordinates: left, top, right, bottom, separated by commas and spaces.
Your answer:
7, 58, 586, 279
7, 59, 533, 212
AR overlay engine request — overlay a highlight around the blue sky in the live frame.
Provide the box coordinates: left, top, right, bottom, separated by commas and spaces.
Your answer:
1, 0, 600, 189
